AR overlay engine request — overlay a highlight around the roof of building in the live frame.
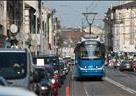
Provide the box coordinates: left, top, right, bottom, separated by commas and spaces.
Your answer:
83, 26, 104, 35
112, 1, 136, 10
61, 30, 88, 47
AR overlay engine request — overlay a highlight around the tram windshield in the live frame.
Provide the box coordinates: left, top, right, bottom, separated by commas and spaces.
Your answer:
79, 44, 102, 59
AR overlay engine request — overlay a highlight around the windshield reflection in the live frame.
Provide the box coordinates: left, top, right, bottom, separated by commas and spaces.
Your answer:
79, 44, 101, 59
0, 53, 27, 80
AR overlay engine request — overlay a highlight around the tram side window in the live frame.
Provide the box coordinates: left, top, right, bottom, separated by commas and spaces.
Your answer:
79, 47, 88, 57
101, 44, 105, 58
95, 49, 100, 57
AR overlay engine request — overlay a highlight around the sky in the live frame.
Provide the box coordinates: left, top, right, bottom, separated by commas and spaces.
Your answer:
44, 1, 122, 28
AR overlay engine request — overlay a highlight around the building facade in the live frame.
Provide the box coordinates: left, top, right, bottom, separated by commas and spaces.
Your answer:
104, 1, 136, 52
0, 1, 61, 56
0, 1, 6, 47
103, 8, 113, 52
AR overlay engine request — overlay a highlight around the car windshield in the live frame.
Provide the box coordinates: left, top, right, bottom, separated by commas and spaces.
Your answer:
0, 52, 27, 80
122, 61, 129, 64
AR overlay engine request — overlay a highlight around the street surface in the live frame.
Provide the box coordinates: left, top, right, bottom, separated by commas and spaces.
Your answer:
59, 66, 136, 96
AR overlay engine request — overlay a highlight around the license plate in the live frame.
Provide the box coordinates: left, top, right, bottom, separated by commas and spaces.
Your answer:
126, 66, 130, 68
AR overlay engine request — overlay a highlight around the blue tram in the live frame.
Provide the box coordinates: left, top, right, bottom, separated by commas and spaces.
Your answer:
74, 37, 105, 79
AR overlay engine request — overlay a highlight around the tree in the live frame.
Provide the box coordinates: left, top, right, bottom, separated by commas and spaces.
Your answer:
56, 32, 64, 48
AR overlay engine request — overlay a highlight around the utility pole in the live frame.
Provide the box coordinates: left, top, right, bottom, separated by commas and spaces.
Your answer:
82, 12, 97, 34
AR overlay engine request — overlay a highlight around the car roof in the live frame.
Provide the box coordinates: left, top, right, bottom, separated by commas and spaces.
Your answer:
0, 48, 26, 53
0, 86, 37, 96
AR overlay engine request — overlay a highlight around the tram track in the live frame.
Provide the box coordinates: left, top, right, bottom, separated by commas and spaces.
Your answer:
68, 66, 136, 96
82, 78, 135, 96
82, 82, 95, 96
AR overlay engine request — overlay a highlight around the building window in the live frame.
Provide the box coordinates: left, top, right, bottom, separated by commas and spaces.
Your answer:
0, 25, 3, 34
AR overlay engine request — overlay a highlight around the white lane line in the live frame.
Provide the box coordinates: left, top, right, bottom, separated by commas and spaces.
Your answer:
104, 77, 136, 95
83, 83, 90, 96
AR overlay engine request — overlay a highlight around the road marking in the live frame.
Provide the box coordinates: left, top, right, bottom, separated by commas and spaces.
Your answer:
104, 77, 136, 94
83, 83, 89, 96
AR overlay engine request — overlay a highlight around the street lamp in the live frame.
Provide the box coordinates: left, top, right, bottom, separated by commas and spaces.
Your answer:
82, 12, 97, 34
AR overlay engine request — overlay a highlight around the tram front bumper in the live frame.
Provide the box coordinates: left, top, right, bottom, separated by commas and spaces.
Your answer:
78, 69, 105, 77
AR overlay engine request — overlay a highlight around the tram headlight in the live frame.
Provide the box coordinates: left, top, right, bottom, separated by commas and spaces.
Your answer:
79, 64, 86, 70
95, 65, 102, 68
79, 64, 85, 68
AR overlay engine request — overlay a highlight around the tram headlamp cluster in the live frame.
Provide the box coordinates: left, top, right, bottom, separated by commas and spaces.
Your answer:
95, 65, 102, 68
79, 64, 103, 69
79, 64, 86, 68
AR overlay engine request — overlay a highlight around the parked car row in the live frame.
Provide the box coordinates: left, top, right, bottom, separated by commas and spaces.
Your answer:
107, 58, 136, 72
0, 48, 70, 96
32, 54, 70, 96
119, 60, 133, 71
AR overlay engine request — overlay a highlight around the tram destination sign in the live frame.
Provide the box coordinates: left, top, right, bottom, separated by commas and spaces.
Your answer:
84, 41, 97, 45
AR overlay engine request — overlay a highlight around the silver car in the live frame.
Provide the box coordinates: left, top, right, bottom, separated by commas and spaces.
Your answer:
0, 76, 8, 86
0, 86, 37, 96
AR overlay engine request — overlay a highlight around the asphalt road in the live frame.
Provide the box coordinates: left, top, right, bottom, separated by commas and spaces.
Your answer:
58, 66, 136, 96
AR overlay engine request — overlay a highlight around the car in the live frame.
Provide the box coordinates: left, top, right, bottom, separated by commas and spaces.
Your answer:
33, 66, 54, 96
34, 65, 59, 96
0, 86, 37, 96
59, 58, 67, 76
53, 70, 64, 87
63, 57, 71, 68
113, 60, 121, 69
0, 76, 8, 86
131, 61, 136, 72
108, 59, 114, 67
0, 48, 34, 90
119, 60, 133, 71
33, 54, 60, 71
44, 65, 59, 96
33, 54, 63, 87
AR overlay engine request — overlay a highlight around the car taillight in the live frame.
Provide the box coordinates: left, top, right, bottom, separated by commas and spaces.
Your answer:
53, 74, 59, 78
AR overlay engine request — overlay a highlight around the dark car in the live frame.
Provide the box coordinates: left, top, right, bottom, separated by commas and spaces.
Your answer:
33, 66, 53, 96
119, 61, 133, 71
59, 58, 67, 76
131, 61, 136, 72
33, 54, 60, 71
43, 65, 59, 96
